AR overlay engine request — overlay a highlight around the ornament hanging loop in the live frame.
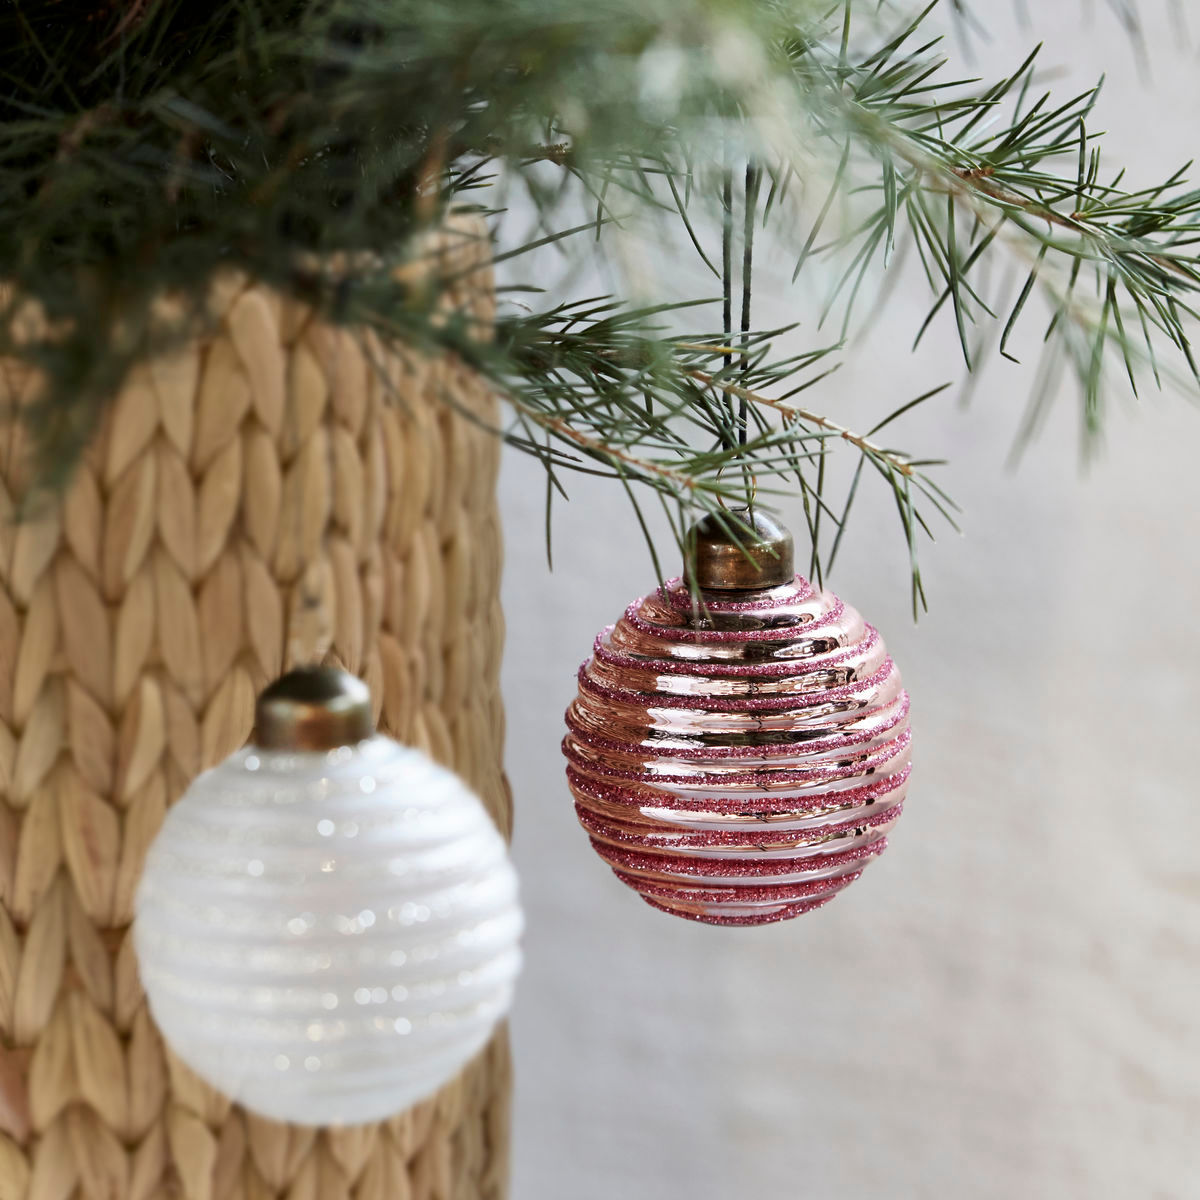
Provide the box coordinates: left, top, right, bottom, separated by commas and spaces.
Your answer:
714, 468, 759, 513
684, 506, 794, 592
254, 665, 374, 751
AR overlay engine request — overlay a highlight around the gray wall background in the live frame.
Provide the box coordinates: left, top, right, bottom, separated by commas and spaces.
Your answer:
498, 7, 1200, 1197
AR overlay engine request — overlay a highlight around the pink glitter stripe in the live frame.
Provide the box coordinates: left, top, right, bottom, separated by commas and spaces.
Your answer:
592, 625, 881, 679
577, 798, 903, 851
567, 760, 911, 815
577, 657, 897, 713
658, 576, 814, 612
623, 596, 847, 644
563, 691, 910, 762
592, 837, 884, 879
619, 868, 865, 906
639, 893, 839, 926
564, 727, 911, 791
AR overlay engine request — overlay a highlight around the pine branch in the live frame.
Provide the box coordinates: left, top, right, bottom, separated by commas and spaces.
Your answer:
686, 369, 919, 479
782, 9, 1200, 416
0, 0, 1188, 609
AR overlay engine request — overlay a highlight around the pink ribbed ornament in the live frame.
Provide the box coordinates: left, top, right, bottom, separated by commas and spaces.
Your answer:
563, 511, 911, 926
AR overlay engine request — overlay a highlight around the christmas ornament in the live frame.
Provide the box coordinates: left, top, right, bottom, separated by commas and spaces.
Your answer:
564, 510, 911, 926
134, 667, 522, 1126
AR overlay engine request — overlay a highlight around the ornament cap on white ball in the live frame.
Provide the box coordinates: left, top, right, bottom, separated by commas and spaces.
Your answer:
564, 508, 911, 927
135, 666, 522, 1127
254, 664, 374, 749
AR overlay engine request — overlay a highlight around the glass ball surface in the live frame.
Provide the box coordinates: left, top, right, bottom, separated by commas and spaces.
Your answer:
134, 736, 522, 1126
564, 575, 910, 925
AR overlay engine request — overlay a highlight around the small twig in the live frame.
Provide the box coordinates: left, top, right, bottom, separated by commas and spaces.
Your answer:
415, 126, 449, 223
55, 102, 119, 163
866, 111, 1199, 289
673, 341, 747, 356
523, 142, 572, 164
950, 165, 1086, 234
688, 369, 914, 476
506, 395, 703, 491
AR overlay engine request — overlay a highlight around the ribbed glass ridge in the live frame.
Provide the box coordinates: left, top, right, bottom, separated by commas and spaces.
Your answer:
134, 737, 522, 1125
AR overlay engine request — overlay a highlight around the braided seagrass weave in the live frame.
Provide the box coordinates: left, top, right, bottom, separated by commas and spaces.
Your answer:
0, 230, 513, 1198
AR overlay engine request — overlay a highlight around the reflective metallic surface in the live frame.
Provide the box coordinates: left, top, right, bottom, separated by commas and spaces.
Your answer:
564, 575, 911, 925
685, 507, 795, 590
135, 737, 523, 1125
254, 665, 374, 751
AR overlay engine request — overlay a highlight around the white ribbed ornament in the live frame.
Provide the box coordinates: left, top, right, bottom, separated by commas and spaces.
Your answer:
133, 668, 522, 1127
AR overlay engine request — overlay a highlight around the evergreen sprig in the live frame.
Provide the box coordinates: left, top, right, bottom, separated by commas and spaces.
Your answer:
0, 0, 1194, 607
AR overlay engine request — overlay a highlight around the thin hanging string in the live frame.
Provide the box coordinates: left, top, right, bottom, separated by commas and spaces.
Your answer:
738, 164, 763, 515
721, 161, 761, 506
739, 163, 761, 452
721, 166, 735, 449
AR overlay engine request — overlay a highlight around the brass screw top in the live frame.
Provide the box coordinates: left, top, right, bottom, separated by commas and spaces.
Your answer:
253, 666, 374, 751
684, 508, 795, 591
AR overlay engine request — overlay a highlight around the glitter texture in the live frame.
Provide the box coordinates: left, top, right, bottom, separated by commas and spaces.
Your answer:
564, 576, 911, 925
134, 736, 523, 1126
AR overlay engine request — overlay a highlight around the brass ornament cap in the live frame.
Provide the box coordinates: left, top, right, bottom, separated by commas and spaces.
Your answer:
253, 665, 374, 751
685, 507, 795, 591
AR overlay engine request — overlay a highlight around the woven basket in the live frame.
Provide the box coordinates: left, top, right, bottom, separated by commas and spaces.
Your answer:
0, 231, 513, 1198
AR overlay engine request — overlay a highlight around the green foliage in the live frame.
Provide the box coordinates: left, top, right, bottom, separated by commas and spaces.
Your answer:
0, 0, 1195, 608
